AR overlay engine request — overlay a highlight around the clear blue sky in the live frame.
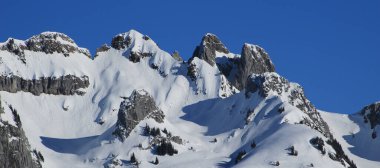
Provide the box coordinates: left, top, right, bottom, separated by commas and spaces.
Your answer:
1, 0, 379, 114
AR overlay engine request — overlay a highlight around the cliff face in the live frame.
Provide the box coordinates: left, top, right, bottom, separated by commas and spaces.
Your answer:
0, 102, 42, 168
191, 33, 229, 67
234, 44, 275, 90
0, 75, 89, 96
113, 90, 164, 141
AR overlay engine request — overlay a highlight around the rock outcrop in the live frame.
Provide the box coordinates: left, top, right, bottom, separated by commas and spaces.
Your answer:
113, 90, 165, 141
234, 44, 275, 90
190, 33, 229, 66
110, 30, 157, 63
0, 32, 91, 61
26, 32, 90, 57
111, 34, 131, 50
0, 39, 27, 63
360, 102, 380, 129
94, 44, 111, 57
0, 75, 89, 96
0, 102, 42, 168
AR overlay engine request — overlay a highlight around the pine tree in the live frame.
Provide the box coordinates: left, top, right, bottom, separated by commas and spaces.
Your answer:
288, 146, 298, 156
163, 128, 168, 134
251, 140, 256, 148
153, 157, 159, 165
235, 150, 246, 164
130, 153, 137, 164
144, 124, 151, 136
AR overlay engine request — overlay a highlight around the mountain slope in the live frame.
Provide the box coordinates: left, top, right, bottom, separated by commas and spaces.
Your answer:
0, 30, 377, 168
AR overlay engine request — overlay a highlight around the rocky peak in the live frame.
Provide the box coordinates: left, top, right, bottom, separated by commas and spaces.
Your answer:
191, 33, 229, 66
0, 32, 91, 59
234, 43, 275, 90
28, 32, 77, 47
111, 29, 157, 49
111, 30, 159, 62
360, 102, 380, 129
26, 32, 90, 57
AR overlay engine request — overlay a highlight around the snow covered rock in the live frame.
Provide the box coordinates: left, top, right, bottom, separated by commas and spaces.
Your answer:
0, 29, 376, 168
110, 30, 160, 63
95, 44, 111, 57
0, 32, 91, 64
113, 89, 164, 141
0, 38, 27, 63
25, 32, 91, 57
246, 72, 331, 137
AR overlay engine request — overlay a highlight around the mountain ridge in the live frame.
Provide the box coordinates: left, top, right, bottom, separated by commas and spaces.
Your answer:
0, 29, 378, 168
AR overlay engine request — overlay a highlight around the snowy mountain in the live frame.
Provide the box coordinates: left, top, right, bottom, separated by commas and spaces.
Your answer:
0, 30, 378, 168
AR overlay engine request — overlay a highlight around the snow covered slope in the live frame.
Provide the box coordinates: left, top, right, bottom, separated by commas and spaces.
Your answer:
0, 30, 377, 168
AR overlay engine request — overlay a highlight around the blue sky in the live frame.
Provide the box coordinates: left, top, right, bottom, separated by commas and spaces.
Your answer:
1, 0, 379, 114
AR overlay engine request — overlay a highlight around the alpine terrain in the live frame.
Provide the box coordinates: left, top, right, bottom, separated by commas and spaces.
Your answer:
0, 30, 378, 168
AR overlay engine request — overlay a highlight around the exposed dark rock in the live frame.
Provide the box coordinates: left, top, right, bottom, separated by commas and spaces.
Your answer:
142, 35, 150, 40
111, 35, 127, 50
0, 102, 42, 168
246, 73, 331, 138
111, 32, 154, 63
216, 57, 239, 78
0, 75, 89, 96
128, 51, 152, 63
0, 39, 27, 63
187, 63, 197, 81
310, 137, 326, 155
113, 90, 165, 141
360, 102, 380, 129
26, 32, 90, 57
190, 33, 229, 66
234, 44, 275, 90
94, 44, 111, 57
110, 33, 134, 50
0, 32, 91, 61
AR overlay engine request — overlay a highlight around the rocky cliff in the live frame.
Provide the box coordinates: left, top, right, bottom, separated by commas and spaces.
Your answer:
0, 101, 42, 168
113, 90, 165, 141
0, 75, 89, 96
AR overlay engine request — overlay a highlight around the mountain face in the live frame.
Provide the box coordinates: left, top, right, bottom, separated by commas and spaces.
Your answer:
0, 30, 377, 168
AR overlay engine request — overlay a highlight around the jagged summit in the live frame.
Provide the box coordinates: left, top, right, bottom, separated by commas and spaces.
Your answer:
1, 30, 375, 168
234, 43, 275, 90
191, 33, 230, 66
109, 30, 164, 63
27, 31, 78, 47
110, 29, 158, 50
0, 31, 91, 60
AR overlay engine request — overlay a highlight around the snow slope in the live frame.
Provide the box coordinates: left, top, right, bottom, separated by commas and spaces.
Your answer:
0, 30, 378, 168
321, 111, 380, 168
